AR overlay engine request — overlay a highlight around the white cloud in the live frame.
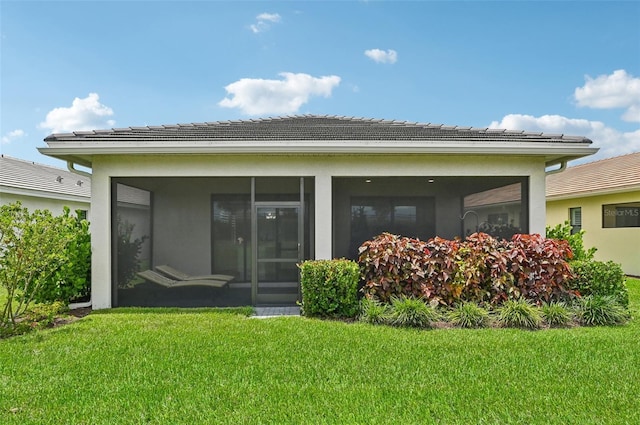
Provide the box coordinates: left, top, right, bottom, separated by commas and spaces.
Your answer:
219, 72, 341, 115
39, 93, 115, 133
574, 69, 640, 122
489, 113, 640, 163
1, 129, 25, 144
250, 12, 281, 33
364, 48, 398, 64
257, 13, 281, 23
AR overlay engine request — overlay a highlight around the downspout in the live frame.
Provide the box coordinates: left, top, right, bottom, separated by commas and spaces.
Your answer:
545, 160, 567, 176
67, 161, 92, 178
66, 161, 93, 310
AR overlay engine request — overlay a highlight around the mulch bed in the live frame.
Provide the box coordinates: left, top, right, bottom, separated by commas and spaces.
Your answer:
68, 306, 92, 318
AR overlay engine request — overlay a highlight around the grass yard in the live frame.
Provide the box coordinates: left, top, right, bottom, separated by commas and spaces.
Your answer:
0, 279, 638, 424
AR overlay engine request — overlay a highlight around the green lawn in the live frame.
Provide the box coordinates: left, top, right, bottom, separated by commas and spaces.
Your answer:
0, 280, 638, 424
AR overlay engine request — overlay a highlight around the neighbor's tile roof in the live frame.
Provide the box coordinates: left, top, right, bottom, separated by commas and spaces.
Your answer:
45, 115, 592, 144
0, 155, 91, 199
465, 183, 521, 207
546, 152, 640, 199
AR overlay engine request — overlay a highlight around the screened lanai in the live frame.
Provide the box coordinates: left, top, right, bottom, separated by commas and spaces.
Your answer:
38, 115, 597, 309
112, 174, 527, 307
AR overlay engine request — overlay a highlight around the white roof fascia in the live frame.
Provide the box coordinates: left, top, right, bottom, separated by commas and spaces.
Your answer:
0, 185, 91, 203
39, 140, 598, 156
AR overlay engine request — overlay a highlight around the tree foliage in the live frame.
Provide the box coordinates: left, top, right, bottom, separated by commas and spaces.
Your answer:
0, 202, 90, 326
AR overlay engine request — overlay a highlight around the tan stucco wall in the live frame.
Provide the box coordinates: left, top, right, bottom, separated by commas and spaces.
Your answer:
89, 153, 547, 309
547, 190, 640, 276
0, 192, 90, 217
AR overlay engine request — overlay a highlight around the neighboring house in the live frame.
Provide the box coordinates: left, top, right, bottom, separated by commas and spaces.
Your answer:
38, 115, 597, 309
546, 152, 640, 276
0, 154, 91, 218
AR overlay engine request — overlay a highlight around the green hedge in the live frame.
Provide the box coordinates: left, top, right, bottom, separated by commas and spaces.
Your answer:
569, 260, 629, 307
299, 259, 359, 318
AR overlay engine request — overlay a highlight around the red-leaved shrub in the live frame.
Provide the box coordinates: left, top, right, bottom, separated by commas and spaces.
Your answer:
455, 232, 513, 305
359, 232, 576, 307
506, 234, 576, 304
421, 236, 461, 305
359, 233, 429, 303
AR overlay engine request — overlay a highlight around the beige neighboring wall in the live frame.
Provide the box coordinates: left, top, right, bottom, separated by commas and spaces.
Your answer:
0, 192, 89, 216
547, 191, 640, 276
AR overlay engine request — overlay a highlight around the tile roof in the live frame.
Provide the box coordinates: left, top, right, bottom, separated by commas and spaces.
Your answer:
0, 155, 91, 199
45, 115, 592, 144
465, 183, 521, 207
546, 152, 640, 199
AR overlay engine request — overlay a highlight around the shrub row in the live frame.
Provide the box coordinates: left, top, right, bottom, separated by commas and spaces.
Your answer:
359, 232, 575, 307
359, 296, 630, 329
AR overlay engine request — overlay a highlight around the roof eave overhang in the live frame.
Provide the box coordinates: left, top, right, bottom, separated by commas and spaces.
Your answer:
38, 140, 599, 169
546, 184, 640, 201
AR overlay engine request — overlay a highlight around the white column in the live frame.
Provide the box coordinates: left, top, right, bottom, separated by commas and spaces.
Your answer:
90, 167, 112, 309
314, 173, 333, 259
529, 169, 547, 235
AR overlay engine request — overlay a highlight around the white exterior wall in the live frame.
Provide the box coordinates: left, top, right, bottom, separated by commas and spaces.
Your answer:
90, 153, 547, 309
0, 191, 90, 217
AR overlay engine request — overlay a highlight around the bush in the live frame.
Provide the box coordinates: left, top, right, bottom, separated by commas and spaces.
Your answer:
33, 207, 91, 304
448, 302, 490, 328
497, 298, 542, 329
388, 296, 439, 328
299, 259, 360, 318
1, 203, 82, 326
358, 297, 390, 325
421, 236, 461, 305
505, 234, 576, 304
541, 302, 572, 327
577, 295, 630, 326
116, 216, 147, 288
569, 260, 628, 307
452, 233, 513, 305
546, 221, 596, 262
359, 233, 430, 303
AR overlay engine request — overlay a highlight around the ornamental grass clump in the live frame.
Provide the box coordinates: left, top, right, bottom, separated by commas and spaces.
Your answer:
541, 302, 573, 327
497, 298, 542, 329
448, 302, 490, 328
577, 295, 630, 326
388, 296, 439, 328
358, 297, 390, 325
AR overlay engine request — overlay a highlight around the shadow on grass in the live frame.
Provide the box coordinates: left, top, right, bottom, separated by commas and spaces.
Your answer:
90, 306, 255, 317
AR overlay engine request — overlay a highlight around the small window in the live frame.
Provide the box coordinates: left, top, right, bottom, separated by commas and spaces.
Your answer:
569, 207, 582, 234
77, 209, 88, 220
603, 202, 640, 228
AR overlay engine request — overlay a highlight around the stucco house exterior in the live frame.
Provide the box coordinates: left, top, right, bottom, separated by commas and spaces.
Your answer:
39, 115, 597, 309
0, 154, 91, 217
546, 152, 640, 276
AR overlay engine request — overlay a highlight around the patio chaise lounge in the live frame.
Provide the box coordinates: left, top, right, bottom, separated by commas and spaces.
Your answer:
155, 265, 235, 282
137, 270, 229, 288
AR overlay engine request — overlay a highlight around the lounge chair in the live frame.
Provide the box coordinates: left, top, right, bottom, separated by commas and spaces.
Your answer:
137, 270, 229, 288
155, 265, 235, 282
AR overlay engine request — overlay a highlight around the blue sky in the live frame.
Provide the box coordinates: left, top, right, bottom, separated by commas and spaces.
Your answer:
1, 1, 639, 168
